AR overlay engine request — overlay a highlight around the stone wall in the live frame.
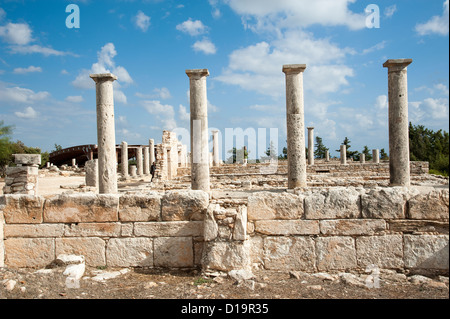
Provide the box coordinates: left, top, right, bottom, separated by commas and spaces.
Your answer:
1, 186, 448, 275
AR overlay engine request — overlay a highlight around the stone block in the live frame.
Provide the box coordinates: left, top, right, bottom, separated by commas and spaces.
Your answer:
320, 219, 386, 236
316, 237, 357, 271
134, 221, 203, 237
64, 223, 121, 237
356, 235, 404, 269
247, 192, 304, 220
55, 237, 106, 267
13, 154, 41, 165
263, 236, 316, 272
154, 237, 194, 268
161, 190, 209, 221
201, 240, 251, 272
85, 159, 98, 187
44, 194, 119, 223
4, 224, 64, 238
233, 206, 247, 241
5, 166, 38, 177
255, 220, 319, 236
304, 187, 361, 219
4, 238, 54, 268
0, 212, 4, 268
387, 220, 449, 234
2, 195, 44, 224
361, 187, 407, 219
404, 234, 449, 270
119, 193, 161, 222
106, 237, 153, 267
408, 189, 449, 220
204, 204, 219, 241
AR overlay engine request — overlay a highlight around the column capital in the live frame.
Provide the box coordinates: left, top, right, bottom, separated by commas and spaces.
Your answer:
307, 127, 314, 130
383, 59, 412, 69
186, 69, 210, 78
90, 73, 118, 82
282, 64, 307, 74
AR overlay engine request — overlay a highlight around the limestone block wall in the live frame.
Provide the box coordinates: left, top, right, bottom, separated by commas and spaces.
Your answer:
1, 186, 448, 275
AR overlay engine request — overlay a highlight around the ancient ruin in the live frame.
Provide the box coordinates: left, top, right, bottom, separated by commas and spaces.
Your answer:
0, 61, 448, 281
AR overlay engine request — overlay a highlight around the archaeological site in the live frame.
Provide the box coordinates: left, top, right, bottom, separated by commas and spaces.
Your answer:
0, 60, 448, 299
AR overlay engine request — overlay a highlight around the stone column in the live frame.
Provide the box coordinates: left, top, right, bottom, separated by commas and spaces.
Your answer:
212, 130, 220, 167
383, 59, 412, 187
372, 149, 380, 164
90, 73, 118, 194
71, 158, 76, 167
283, 64, 307, 189
325, 150, 330, 162
307, 127, 314, 165
149, 139, 155, 165
85, 159, 98, 188
360, 153, 366, 164
143, 147, 150, 175
136, 146, 143, 176
121, 141, 129, 179
340, 145, 347, 165
186, 69, 210, 192
130, 165, 137, 177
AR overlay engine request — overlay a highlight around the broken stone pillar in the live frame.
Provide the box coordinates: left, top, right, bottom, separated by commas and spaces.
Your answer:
130, 165, 137, 177
212, 130, 220, 167
360, 153, 366, 164
143, 147, 150, 175
283, 64, 307, 189
307, 127, 314, 165
85, 159, 98, 188
340, 145, 347, 165
121, 141, 129, 179
3, 154, 40, 195
186, 69, 210, 192
373, 149, 380, 164
383, 59, 412, 187
71, 158, 76, 167
90, 73, 118, 194
149, 139, 155, 165
136, 146, 143, 177
325, 150, 330, 162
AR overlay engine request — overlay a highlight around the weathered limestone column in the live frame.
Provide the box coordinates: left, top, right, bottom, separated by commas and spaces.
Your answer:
130, 165, 137, 177
71, 158, 76, 167
90, 73, 118, 194
340, 145, 347, 165
325, 150, 330, 162
149, 139, 155, 165
186, 69, 210, 192
360, 153, 366, 164
85, 159, 98, 188
121, 141, 129, 179
373, 149, 380, 164
383, 59, 412, 187
307, 127, 314, 165
143, 147, 150, 175
136, 146, 143, 176
283, 64, 307, 189
212, 130, 220, 167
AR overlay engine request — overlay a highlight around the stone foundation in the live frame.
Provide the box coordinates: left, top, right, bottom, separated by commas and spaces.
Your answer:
1, 186, 448, 275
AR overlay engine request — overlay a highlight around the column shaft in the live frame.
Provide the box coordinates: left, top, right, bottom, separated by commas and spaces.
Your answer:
340, 145, 347, 165
213, 131, 220, 167
136, 146, 143, 176
149, 139, 155, 165
121, 141, 128, 178
307, 127, 314, 165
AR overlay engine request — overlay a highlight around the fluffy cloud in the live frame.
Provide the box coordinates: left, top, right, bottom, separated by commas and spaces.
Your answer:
141, 100, 177, 130
14, 106, 39, 119
65, 96, 84, 103
0, 84, 50, 103
0, 22, 32, 45
192, 38, 217, 55
415, 0, 449, 36
176, 18, 207, 36
13, 66, 42, 74
135, 10, 151, 32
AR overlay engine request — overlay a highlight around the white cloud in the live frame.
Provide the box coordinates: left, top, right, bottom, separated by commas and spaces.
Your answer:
0, 22, 33, 45
72, 43, 133, 95
14, 106, 39, 119
362, 41, 387, 55
435, 83, 449, 96
13, 65, 42, 74
384, 5, 397, 18
0, 8, 6, 21
135, 10, 151, 32
192, 38, 217, 54
415, 0, 449, 36
136, 87, 172, 100
0, 84, 50, 103
141, 100, 177, 130
176, 18, 207, 36
65, 95, 84, 103
178, 104, 190, 122
8, 44, 74, 56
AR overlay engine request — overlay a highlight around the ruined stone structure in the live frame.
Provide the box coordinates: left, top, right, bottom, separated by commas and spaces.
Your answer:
2, 154, 41, 195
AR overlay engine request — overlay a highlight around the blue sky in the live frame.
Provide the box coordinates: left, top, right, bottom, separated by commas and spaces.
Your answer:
0, 0, 448, 159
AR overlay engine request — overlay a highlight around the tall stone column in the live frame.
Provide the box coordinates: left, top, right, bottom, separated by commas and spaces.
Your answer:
360, 153, 366, 164
212, 130, 220, 167
283, 64, 307, 189
325, 150, 330, 162
143, 147, 150, 175
121, 141, 129, 179
136, 146, 143, 176
149, 139, 155, 165
383, 59, 412, 187
90, 73, 118, 194
186, 69, 210, 192
340, 145, 347, 165
307, 127, 314, 165
373, 149, 380, 164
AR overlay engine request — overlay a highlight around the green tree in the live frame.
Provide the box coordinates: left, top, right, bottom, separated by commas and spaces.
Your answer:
226, 147, 249, 164
0, 121, 14, 175
336, 137, 358, 160
380, 148, 389, 160
314, 136, 329, 159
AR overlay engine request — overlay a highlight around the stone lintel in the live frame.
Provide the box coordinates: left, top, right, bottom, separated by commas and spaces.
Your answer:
383, 59, 413, 69
186, 69, 210, 78
89, 73, 118, 82
14, 154, 41, 165
282, 64, 307, 74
